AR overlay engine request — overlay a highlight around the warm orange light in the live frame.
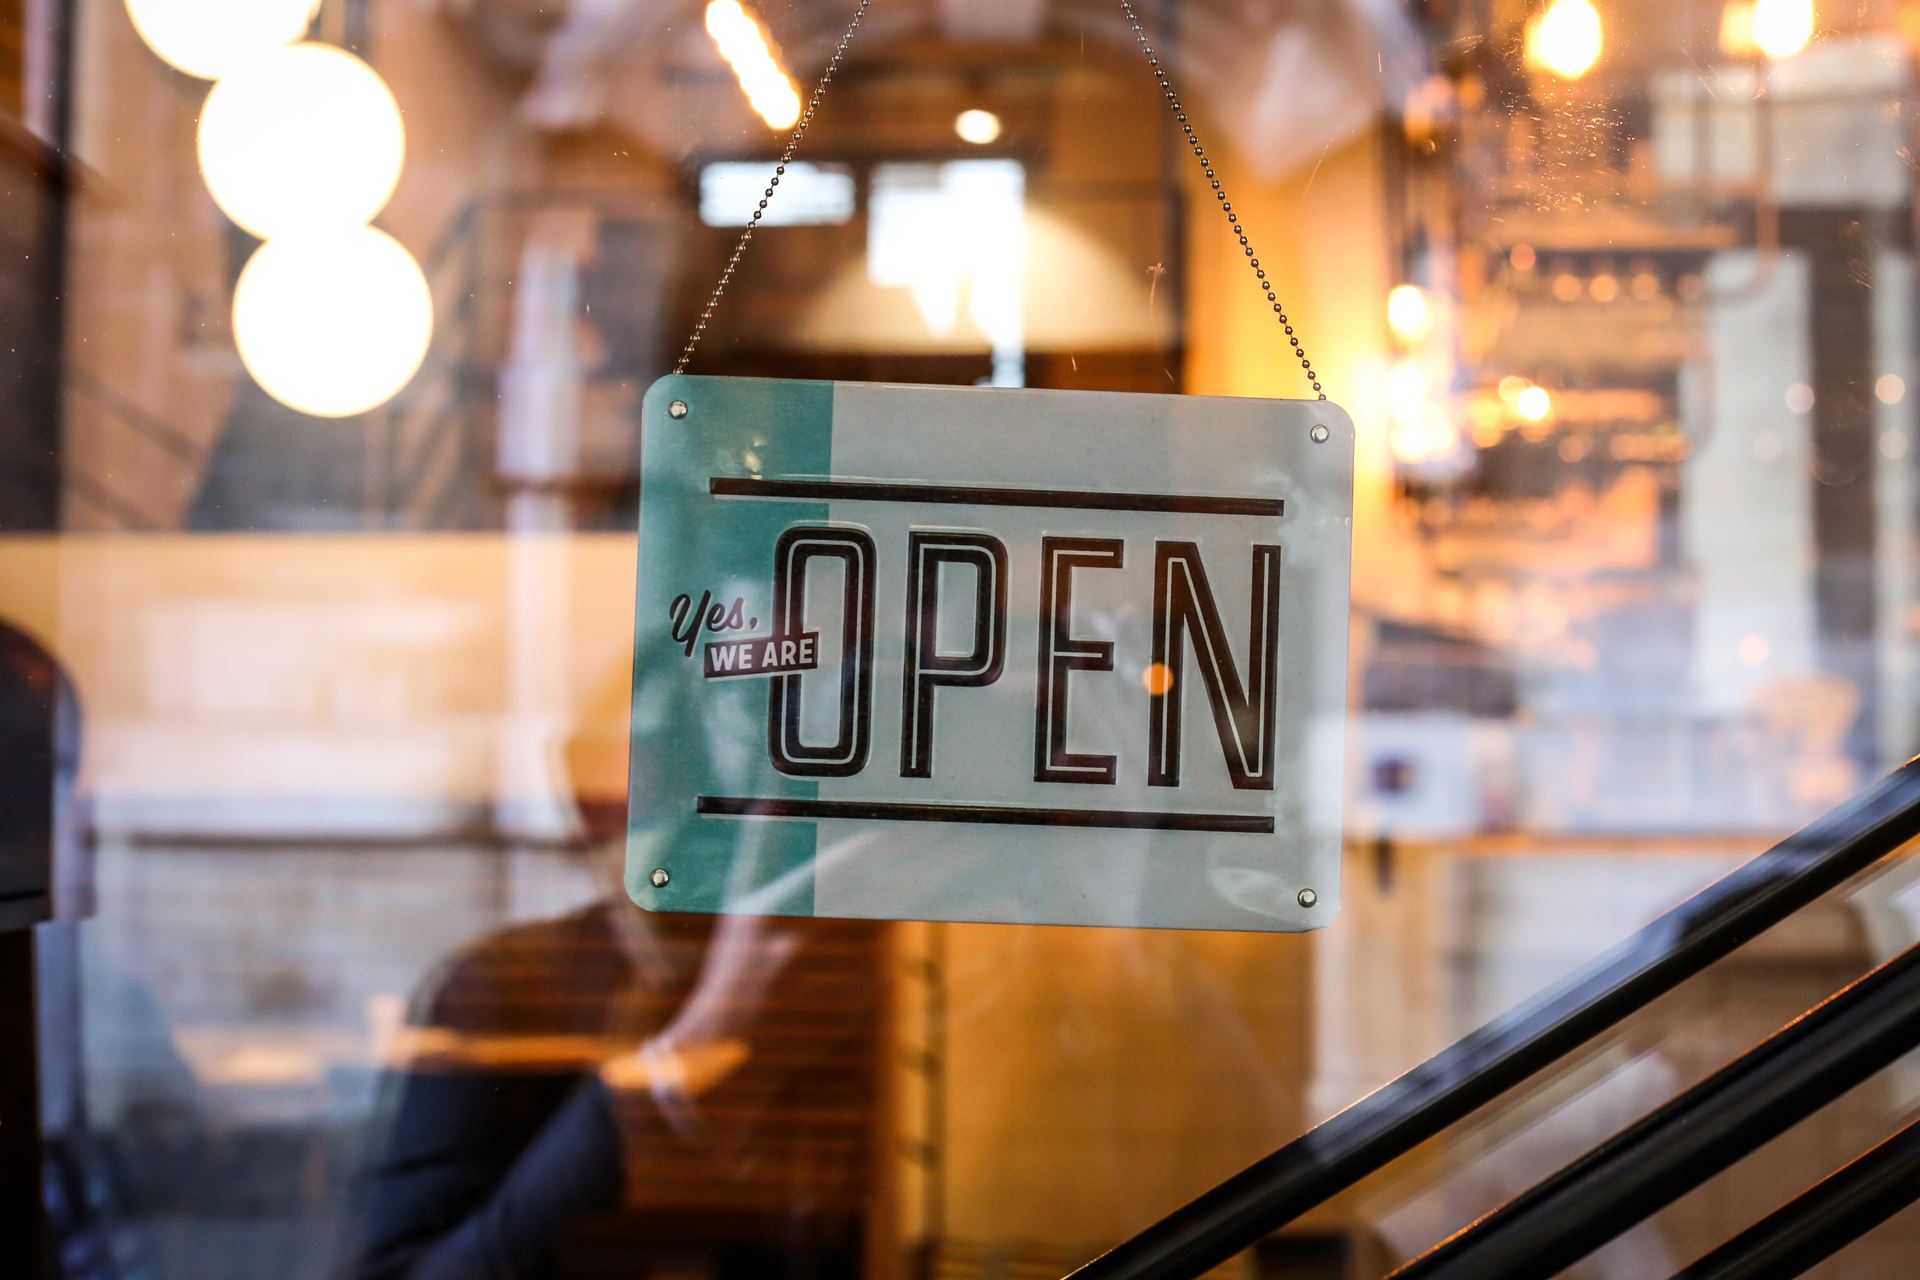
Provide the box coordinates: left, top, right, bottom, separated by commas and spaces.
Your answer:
1469, 397, 1506, 446
955, 109, 1002, 145
1752, 0, 1814, 58
1721, 2, 1756, 54
1387, 284, 1431, 344
1141, 663, 1175, 696
124, 0, 319, 80
706, 0, 801, 130
1390, 415, 1461, 465
1386, 362, 1429, 423
1516, 385, 1553, 423
1526, 0, 1603, 80
197, 43, 405, 239
232, 226, 433, 418
1723, 0, 1814, 59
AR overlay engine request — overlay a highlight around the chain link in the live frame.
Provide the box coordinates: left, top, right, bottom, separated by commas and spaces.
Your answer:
1120, 0, 1323, 400
678, 0, 1324, 401
676, 0, 873, 374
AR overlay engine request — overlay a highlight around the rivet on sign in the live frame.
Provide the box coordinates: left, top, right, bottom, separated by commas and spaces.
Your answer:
1310, 424, 1330, 443
1297, 888, 1318, 908
650, 868, 670, 888
668, 400, 689, 419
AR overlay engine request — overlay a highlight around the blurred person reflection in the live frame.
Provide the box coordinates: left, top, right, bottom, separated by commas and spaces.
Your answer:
348, 803, 885, 1278
3, 621, 200, 1280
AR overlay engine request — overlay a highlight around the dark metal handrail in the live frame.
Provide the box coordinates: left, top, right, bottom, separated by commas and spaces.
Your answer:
64, 365, 202, 464
1393, 942, 1920, 1277
1066, 757, 1920, 1280
1673, 1114, 1920, 1280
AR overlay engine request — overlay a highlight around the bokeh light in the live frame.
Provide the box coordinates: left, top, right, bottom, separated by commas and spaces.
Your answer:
1387, 284, 1431, 343
1527, 0, 1603, 81
955, 109, 1003, 145
706, 0, 802, 130
1751, 0, 1815, 59
232, 226, 433, 418
1390, 414, 1462, 464
125, 0, 320, 80
197, 43, 405, 240
1386, 361, 1429, 422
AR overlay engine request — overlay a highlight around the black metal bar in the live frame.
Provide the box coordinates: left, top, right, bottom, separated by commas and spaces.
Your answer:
0, 931, 46, 1275
709, 477, 1285, 518
1672, 1115, 1920, 1280
1392, 943, 1920, 1279
64, 366, 202, 463
62, 470, 161, 531
696, 795, 1273, 833
1065, 758, 1920, 1280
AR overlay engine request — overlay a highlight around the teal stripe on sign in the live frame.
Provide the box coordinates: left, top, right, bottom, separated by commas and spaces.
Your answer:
627, 375, 833, 917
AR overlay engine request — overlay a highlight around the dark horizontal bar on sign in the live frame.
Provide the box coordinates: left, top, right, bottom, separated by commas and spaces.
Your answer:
709, 477, 1284, 518
696, 795, 1274, 834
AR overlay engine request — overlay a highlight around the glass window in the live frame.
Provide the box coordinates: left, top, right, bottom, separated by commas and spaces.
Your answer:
5, 1, 1920, 1277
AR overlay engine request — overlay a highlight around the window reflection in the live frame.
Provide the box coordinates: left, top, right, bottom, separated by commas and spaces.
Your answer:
3, 0, 1920, 1276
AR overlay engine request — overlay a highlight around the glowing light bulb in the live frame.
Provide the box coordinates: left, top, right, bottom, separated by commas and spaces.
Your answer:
1516, 384, 1554, 423
125, 0, 320, 80
232, 225, 433, 418
1387, 284, 1431, 343
706, 0, 803, 131
197, 42, 405, 239
955, 109, 1003, 145
1527, 0, 1603, 81
1751, 0, 1814, 59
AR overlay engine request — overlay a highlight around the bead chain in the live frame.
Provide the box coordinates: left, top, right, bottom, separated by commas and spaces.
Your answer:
1118, 0, 1323, 399
679, 0, 1325, 401
676, 0, 872, 373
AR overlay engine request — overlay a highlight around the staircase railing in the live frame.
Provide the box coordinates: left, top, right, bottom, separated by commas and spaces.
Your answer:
372, 199, 486, 529
1672, 1115, 1920, 1279
59, 366, 207, 530
1066, 757, 1920, 1279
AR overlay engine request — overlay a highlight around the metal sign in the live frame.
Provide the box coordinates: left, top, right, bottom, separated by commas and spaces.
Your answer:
626, 376, 1353, 931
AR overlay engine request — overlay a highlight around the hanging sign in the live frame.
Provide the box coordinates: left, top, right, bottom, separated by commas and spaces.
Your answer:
626, 375, 1353, 931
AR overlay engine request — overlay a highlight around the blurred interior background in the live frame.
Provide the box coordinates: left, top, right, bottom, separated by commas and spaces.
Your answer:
9, 0, 1920, 1276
